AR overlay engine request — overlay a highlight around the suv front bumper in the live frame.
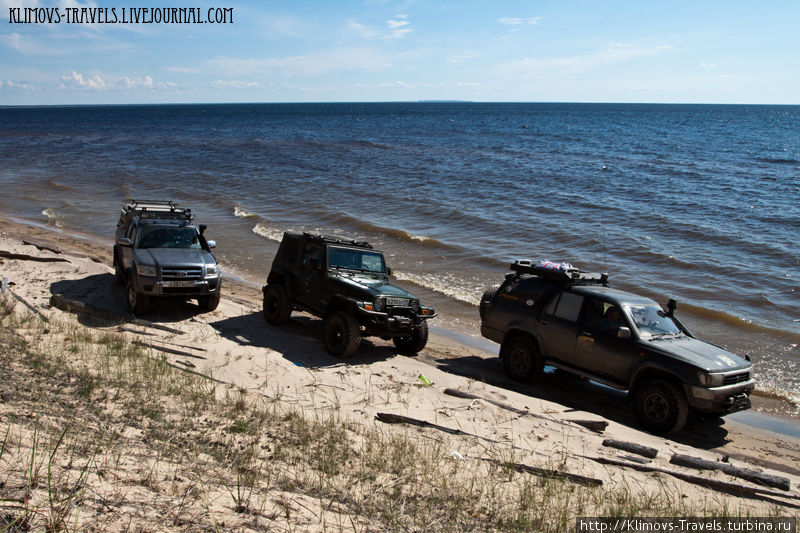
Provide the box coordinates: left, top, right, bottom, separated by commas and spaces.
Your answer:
686, 379, 756, 414
134, 275, 221, 297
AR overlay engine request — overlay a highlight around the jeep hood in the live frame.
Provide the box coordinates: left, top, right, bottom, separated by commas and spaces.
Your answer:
645, 336, 750, 372
136, 248, 216, 268
331, 272, 416, 299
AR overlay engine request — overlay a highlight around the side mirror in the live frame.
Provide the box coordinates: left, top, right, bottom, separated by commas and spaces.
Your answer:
199, 224, 207, 236
617, 327, 632, 339
118, 237, 132, 247
667, 298, 677, 315
386, 267, 393, 276
206, 240, 216, 249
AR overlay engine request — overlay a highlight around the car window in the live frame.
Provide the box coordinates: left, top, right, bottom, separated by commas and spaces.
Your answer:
546, 291, 584, 322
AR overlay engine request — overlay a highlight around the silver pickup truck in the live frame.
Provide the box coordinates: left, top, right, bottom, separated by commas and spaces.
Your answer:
113, 200, 221, 314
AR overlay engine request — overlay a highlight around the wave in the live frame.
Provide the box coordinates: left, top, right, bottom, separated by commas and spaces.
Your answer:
41, 208, 64, 228
393, 270, 482, 306
755, 157, 799, 166
252, 222, 286, 243
45, 179, 74, 192
233, 205, 257, 218
322, 212, 463, 252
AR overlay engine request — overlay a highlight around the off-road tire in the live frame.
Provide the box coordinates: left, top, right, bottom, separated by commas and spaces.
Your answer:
393, 320, 429, 355
501, 336, 543, 382
323, 311, 361, 358
263, 284, 291, 324
126, 277, 149, 315
198, 291, 221, 312
479, 285, 499, 321
633, 379, 689, 435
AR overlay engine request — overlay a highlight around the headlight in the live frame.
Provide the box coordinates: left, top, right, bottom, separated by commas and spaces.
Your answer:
410, 299, 420, 311
137, 264, 156, 277
374, 298, 385, 312
206, 264, 219, 277
697, 372, 723, 387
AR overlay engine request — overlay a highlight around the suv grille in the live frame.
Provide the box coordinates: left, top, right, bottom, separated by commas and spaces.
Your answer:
723, 372, 750, 385
162, 266, 203, 280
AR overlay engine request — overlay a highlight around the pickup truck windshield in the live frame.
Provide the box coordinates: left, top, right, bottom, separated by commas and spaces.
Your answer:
137, 227, 202, 249
624, 304, 681, 338
328, 247, 386, 273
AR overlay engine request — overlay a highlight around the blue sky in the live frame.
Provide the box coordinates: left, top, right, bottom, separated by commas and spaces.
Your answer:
1, 0, 798, 105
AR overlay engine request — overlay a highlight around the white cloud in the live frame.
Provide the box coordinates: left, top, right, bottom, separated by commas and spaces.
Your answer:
498, 17, 542, 27
449, 54, 478, 63
206, 47, 392, 77
385, 14, 411, 40
4, 80, 37, 90
0, 32, 66, 56
60, 70, 106, 90
210, 80, 262, 89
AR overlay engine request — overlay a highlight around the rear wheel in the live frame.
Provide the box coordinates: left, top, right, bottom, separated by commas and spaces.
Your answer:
126, 277, 148, 315
633, 379, 689, 435
263, 284, 291, 324
198, 291, 221, 312
323, 311, 361, 358
393, 320, 429, 355
501, 336, 543, 382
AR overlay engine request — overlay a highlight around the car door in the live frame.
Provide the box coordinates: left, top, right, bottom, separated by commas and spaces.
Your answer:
296, 242, 325, 310
535, 290, 582, 364
573, 296, 637, 384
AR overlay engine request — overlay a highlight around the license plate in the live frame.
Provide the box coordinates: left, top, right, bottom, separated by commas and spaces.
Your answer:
163, 281, 197, 288
386, 298, 408, 306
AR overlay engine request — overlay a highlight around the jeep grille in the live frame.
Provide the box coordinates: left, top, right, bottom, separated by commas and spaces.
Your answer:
162, 266, 203, 280
723, 372, 750, 386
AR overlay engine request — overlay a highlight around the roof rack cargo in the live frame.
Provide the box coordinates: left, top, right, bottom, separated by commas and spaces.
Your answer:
510, 259, 608, 285
304, 232, 373, 250
122, 199, 193, 221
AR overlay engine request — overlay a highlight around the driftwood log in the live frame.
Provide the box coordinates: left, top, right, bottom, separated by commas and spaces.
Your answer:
22, 240, 62, 254
602, 439, 659, 459
7, 288, 49, 322
0, 250, 69, 263
670, 453, 790, 491
482, 458, 602, 487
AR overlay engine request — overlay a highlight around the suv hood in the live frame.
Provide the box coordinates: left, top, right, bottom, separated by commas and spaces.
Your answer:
331, 272, 416, 299
645, 336, 750, 372
136, 248, 216, 268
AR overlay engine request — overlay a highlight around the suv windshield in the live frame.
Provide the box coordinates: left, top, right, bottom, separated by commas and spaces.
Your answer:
328, 247, 386, 273
624, 304, 681, 338
137, 226, 202, 249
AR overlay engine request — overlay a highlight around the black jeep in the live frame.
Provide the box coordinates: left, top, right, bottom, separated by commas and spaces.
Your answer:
479, 260, 755, 434
262, 232, 436, 358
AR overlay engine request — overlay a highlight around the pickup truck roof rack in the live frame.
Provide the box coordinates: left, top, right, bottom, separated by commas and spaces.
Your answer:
122, 200, 194, 221
304, 232, 374, 250
510, 259, 608, 286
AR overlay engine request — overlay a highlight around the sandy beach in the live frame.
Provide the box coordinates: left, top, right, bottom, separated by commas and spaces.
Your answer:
1, 214, 799, 530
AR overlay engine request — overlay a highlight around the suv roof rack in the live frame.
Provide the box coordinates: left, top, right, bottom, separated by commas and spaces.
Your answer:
304, 232, 374, 250
123, 199, 193, 221
510, 259, 608, 285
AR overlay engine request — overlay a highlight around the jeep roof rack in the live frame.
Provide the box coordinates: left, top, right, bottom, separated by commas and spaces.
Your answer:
510, 259, 608, 285
122, 199, 194, 221
304, 232, 374, 250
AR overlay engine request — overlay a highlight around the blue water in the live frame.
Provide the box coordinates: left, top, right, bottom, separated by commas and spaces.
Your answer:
0, 103, 798, 412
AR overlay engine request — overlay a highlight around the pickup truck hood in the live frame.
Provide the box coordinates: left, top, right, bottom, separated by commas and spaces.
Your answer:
136, 248, 216, 268
331, 272, 416, 299
644, 336, 750, 372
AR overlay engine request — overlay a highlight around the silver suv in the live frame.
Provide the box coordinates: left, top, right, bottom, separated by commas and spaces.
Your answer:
113, 200, 221, 314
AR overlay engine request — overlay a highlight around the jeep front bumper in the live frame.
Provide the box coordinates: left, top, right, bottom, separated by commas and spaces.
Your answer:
355, 306, 436, 337
686, 379, 756, 414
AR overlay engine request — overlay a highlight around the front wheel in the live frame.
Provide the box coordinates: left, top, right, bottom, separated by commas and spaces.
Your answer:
198, 291, 221, 312
323, 311, 361, 358
126, 277, 149, 315
393, 320, 429, 355
501, 336, 543, 382
113, 247, 125, 285
633, 379, 689, 435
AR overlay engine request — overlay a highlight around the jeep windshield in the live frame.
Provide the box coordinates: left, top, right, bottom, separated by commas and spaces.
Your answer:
328, 247, 386, 274
624, 304, 682, 339
136, 226, 202, 249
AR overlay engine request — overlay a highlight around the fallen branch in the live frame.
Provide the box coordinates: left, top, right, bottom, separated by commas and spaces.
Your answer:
602, 439, 658, 459
375, 412, 511, 448
22, 240, 62, 254
590, 456, 800, 508
133, 340, 205, 359
482, 458, 602, 487
8, 288, 49, 322
0, 250, 69, 263
444, 388, 607, 433
670, 453, 790, 492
